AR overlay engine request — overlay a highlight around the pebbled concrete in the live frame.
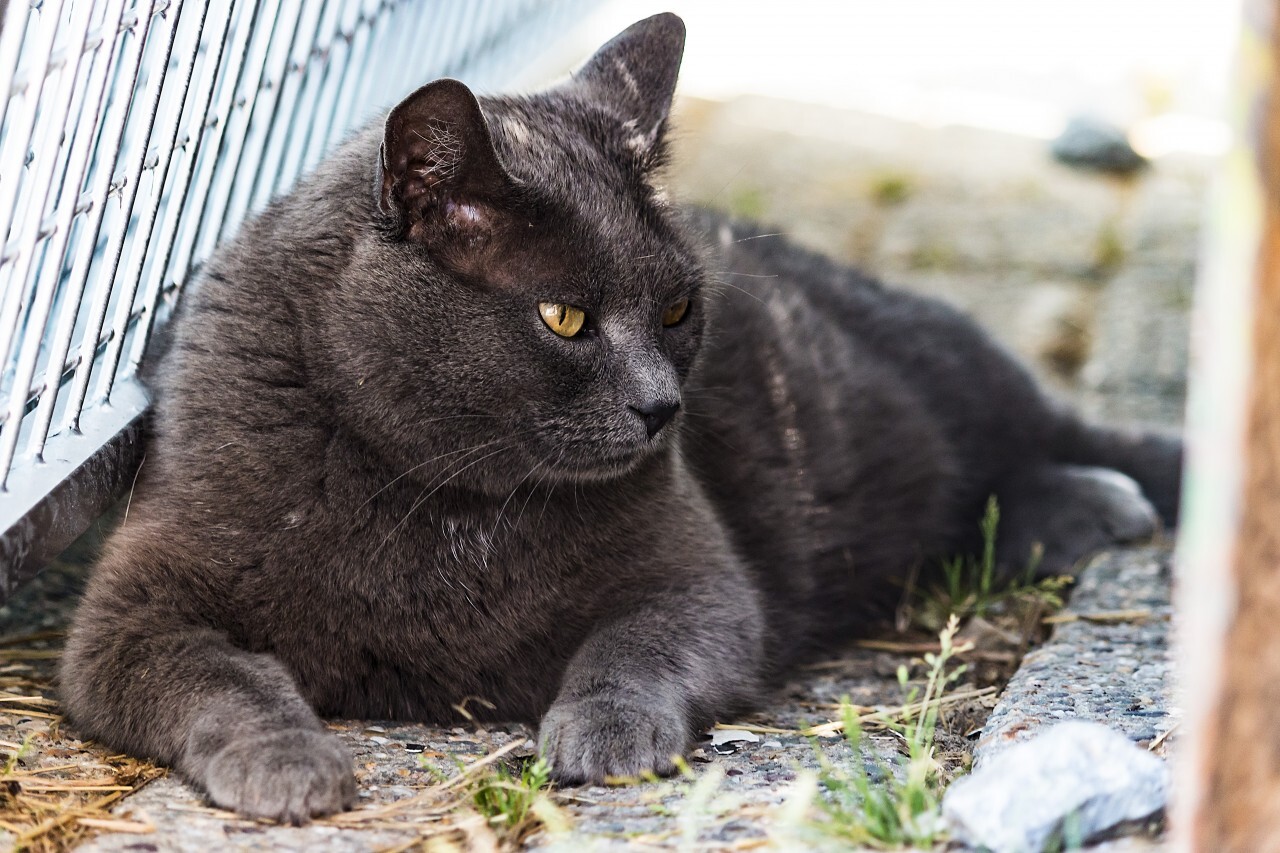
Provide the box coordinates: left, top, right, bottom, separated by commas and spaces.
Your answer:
975, 546, 1177, 768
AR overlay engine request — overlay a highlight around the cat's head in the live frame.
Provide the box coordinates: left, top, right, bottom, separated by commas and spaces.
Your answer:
322, 13, 706, 492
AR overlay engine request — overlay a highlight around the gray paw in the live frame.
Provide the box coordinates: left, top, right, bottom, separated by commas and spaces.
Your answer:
539, 694, 689, 784
202, 728, 356, 824
997, 464, 1159, 578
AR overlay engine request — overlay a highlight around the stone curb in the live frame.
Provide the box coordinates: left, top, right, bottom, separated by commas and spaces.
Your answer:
974, 544, 1176, 768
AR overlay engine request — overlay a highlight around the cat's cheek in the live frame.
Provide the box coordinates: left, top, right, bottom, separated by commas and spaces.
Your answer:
416, 225, 499, 279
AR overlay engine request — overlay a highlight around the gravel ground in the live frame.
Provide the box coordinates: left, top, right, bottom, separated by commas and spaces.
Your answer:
0, 98, 1202, 851
1, 545, 988, 852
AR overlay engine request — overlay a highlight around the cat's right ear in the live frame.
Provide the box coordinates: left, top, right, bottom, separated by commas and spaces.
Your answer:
573, 13, 686, 155
376, 79, 514, 244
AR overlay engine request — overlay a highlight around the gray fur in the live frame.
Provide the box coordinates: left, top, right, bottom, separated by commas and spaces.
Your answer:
59, 13, 1181, 822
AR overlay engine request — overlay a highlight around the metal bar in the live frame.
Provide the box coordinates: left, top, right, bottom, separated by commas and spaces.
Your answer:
64, 0, 185, 433
272, 0, 345, 196
0, 0, 34, 148
211, 0, 308, 245
349, 0, 397, 115
440, 0, 487, 81
148, 0, 258, 293
294, 0, 359, 176
46, 0, 162, 439
415, 0, 461, 88
246, 0, 327, 212
183, 0, 283, 272
322, 0, 382, 153
126, 0, 254, 374
0, 1, 100, 489
0, 377, 147, 598
15, 297, 157, 432
23, 0, 132, 463
94, 0, 225, 405
0, 0, 67, 437
0, 0, 66, 249
3, 2, 171, 101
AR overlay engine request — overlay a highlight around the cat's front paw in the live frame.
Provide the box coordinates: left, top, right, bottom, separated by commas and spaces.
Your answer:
202, 728, 356, 824
539, 694, 689, 784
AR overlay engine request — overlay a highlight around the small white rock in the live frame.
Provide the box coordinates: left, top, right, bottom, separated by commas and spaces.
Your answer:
709, 729, 761, 747
943, 720, 1167, 852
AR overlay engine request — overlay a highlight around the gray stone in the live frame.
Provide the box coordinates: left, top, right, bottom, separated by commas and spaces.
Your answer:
943, 720, 1168, 852
1052, 117, 1148, 175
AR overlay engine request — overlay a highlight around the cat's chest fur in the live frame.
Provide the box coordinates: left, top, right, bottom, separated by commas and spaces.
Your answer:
227, 444, 679, 721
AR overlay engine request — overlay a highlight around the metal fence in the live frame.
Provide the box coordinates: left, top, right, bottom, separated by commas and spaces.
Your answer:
0, 0, 597, 599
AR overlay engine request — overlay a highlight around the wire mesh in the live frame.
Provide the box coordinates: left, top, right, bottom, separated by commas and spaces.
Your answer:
0, 0, 598, 590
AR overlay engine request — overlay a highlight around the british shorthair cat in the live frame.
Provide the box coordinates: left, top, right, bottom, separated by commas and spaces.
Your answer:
60, 13, 1179, 823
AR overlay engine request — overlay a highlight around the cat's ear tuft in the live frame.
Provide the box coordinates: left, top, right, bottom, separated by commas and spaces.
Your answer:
574, 13, 685, 154
377, 79, 513, 239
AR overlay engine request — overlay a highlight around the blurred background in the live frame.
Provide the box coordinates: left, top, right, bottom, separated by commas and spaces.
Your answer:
523, 0, 1239, 428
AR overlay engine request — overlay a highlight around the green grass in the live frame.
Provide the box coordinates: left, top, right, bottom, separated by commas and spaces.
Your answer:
906, 240, 957, 271
726, 184, 768, 220
787, 617, 968, 848
2, 734, 32, 775
869, 171, 915, 206
1092, 219, 1126, 275
914, 496, 1071, 634
467, 757, 569, 844
770, 498, 1078, 848
417, 753, 569, 846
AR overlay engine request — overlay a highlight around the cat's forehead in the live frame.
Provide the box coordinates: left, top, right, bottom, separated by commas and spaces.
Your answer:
482, 95, 652, 206
477, 94, 695, 296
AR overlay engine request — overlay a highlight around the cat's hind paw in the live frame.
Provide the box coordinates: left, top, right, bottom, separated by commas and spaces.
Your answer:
538, 694, 689, 785
995, 463, 1160, 578
201, 728, 356, 824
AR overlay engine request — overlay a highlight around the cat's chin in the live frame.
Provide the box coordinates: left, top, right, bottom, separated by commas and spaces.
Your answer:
547, 445, 664, 484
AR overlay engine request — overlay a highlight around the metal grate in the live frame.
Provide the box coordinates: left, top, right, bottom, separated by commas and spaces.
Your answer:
0, 0, 597, 597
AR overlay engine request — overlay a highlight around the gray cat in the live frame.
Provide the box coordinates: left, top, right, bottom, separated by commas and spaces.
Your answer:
60, 13, 1179, 824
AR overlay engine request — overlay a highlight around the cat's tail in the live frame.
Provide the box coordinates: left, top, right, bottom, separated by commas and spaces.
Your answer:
1049, 416, 1184, 527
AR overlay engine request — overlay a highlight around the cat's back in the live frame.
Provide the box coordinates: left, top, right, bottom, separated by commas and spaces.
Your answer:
691, 210, 1054, 471
681, 212, 1060, 639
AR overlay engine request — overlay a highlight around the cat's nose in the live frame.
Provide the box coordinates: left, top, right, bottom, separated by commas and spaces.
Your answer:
629, 400, 680, 439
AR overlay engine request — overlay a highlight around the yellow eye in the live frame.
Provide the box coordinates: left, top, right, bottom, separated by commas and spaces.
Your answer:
539, 302, 586, 337
662, 297, 690, 327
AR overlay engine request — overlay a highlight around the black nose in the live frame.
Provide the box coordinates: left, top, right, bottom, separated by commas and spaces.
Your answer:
629, 400, 680, 439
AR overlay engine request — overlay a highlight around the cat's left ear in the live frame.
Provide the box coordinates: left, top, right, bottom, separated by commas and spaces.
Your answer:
376, 79, 514, 241
574, 12, 686, 154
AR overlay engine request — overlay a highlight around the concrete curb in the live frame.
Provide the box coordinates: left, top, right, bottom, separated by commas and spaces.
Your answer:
975, 545, 1176, 768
